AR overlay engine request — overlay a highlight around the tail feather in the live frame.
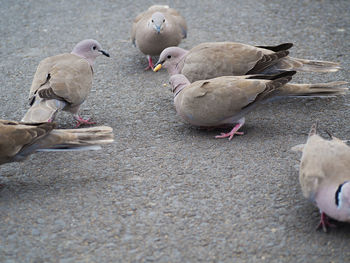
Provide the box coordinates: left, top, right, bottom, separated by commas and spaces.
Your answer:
18, 126, 114, 157
37, 145, 102, 152
308, 122, 318, 137
279, 81, 348, 97
21, 98, 66, 123
291, 123, 318, 153
279, 57, 341, 73
41, 126, 114, 150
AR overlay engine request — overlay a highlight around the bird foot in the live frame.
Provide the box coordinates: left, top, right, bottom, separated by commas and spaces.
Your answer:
316, 212, 337, 232
144, 56, 154, 71
215, 123, 244, 140
74, 116, 96, 128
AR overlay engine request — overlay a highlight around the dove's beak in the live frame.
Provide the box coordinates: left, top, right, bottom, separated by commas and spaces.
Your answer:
153, 63, 162, 72
99, 50, 110, 57
153, 25, 161, 34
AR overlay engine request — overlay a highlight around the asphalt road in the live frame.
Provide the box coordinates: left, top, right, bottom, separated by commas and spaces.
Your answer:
1, 0, 350, 262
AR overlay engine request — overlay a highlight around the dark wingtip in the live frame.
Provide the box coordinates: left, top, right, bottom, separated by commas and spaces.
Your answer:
255, 42, 294, 52
277, 70, 297, 78
286, 43, 294, 49
324, 129, 333, 139
248, 70, 297, 80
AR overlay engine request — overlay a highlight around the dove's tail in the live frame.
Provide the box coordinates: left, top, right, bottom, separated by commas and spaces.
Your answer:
308, 122, 318, 137
278, 57, 341, 73
279, 81, 348, 97
35, 126, 114, 152
10, 125, 114, 163
290, 123, 319, 153
21, 98, 66, 123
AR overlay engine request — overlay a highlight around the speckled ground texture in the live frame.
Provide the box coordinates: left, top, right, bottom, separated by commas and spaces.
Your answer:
1, 0, 350, 262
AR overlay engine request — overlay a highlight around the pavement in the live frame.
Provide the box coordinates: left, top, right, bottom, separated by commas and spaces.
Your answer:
0, 0, 350, 262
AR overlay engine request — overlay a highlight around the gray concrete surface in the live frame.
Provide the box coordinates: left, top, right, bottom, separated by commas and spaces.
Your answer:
1, 0, 350, 262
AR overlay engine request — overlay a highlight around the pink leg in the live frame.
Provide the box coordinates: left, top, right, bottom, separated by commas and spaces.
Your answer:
144, 55, 154, 71
215, 122, 244, 141
316, 212, 337, 232
74, 115, 96, 128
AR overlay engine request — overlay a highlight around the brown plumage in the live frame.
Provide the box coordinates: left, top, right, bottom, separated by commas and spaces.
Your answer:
169, 72, 347, 140
21, 39, 109, 126
295, 124, 350, 231
22, 53, 93, 123
155, 42, 341, 82
0, 119, 114, 165
131, 5, 187, 69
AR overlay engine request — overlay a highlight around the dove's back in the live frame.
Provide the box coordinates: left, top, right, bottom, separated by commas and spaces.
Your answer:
22, 53, 93, 123
300, 134, 350, 200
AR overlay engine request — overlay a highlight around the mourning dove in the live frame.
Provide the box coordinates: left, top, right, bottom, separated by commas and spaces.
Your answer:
131, 5, 187, 70
0, 119, 114, 165
154, 42, 341, 82
295, 123, 350, 232
21, 39, 110, 127
169, 72, 347, 140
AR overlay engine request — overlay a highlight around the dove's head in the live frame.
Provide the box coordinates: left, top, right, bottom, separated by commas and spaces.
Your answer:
169, 74, 190, 96
336, 181, 350, 211
153, 47, 188, 74
71, 39, 110, 65
150, 12, 166, 34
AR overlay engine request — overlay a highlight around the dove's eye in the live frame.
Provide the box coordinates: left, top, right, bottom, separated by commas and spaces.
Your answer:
163, 19, 165, 22
167, 55, 171, 59
151, 19, 154, 22
92, 46, 97, 50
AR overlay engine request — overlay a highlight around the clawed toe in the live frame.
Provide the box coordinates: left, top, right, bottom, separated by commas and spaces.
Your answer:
316, 212, 337, 232
74, 116, 96, 128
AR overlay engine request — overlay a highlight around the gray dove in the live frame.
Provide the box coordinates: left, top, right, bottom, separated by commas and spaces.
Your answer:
0, 119, 114, 165
131, 5, 187, 70
169, 72, 347, 140
154, 42, 341, 82
294, 123, 350, 232
21, 39, 110, 127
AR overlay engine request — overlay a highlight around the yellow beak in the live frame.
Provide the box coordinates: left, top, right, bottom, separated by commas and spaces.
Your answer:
153, 64, 162, 72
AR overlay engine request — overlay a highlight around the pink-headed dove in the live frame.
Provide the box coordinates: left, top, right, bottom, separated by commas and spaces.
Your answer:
154, 42, 341, 82
131, 5, 187, 70
169, 72, 347, 140
21, 39, 110, 127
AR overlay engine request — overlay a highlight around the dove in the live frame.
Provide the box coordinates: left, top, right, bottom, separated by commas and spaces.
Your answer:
21, 39, 110, 127
169, 72, 347, 140
295, 123, 350, 232
131, 5, 187, 70
154, 42, 341, 82
0, 119, 114, 165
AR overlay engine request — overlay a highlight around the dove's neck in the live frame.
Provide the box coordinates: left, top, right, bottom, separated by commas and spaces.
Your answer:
71, 51, 95, 66
173, 81, 190, 98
